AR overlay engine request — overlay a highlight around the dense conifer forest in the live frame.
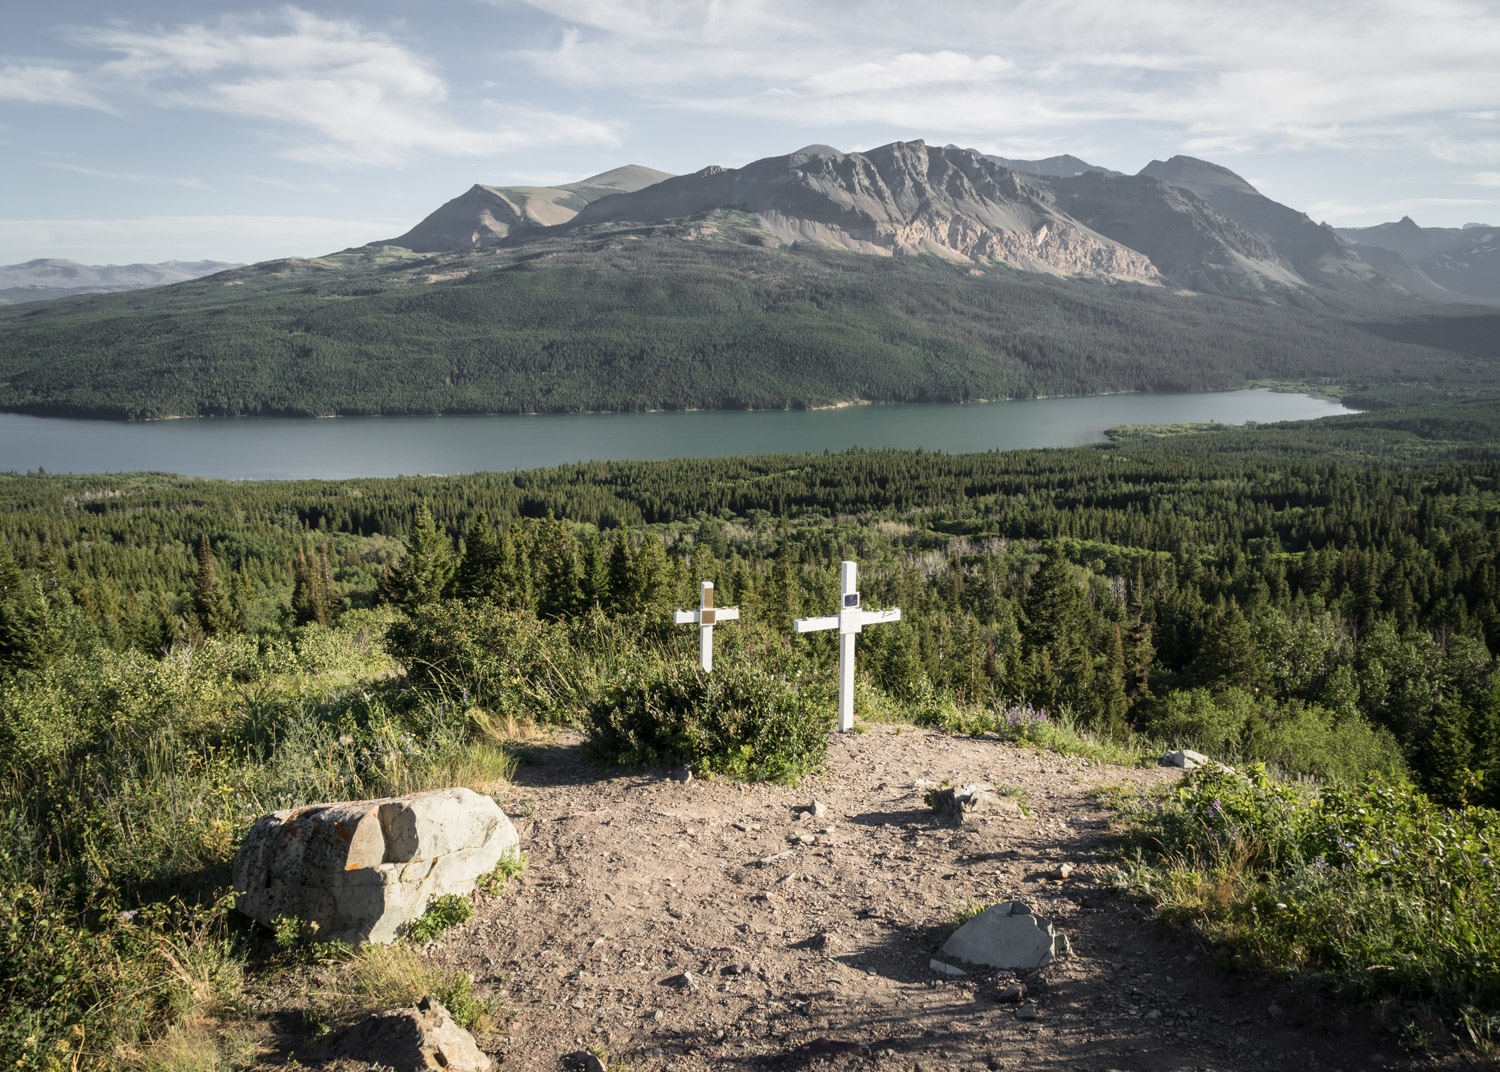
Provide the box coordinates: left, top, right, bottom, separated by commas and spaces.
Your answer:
2, 233, 1497, 418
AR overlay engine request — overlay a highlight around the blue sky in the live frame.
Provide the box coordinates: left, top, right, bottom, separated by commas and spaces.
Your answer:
3, 0, 1499, 264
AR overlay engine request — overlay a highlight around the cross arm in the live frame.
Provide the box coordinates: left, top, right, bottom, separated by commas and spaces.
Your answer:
793, 615, 839, 633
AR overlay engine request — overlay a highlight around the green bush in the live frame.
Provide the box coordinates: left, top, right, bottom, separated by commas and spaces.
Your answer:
586, 657, 833, 783
1146, 687, 1406, 783
386, 602, 589, 724
406, 894, 473, 944
1109, 765, 1500, 1038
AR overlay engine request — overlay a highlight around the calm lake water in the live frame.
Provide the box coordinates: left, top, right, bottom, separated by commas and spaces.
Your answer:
0, 390, 1353, 481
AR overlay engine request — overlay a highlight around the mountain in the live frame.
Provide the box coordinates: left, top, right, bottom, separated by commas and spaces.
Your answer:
1138, 156, 1389, 295
984, 153, 1124, 178
1041, 171, 1301, 294
380, 165, 674, 252
2, 139, 1498, 421
0, 258, 240, 305
1336, 218, 1500, 304
566, 141, 1158, 281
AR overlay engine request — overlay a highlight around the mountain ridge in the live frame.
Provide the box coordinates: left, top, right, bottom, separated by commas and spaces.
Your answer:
0, 257, 241, 305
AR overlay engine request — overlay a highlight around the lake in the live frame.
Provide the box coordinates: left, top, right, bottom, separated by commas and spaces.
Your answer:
0, 389, 1353, 481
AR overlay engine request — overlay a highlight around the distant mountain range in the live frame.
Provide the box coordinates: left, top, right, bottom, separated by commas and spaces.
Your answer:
372, 140, 1495, 304
1335, 218, 1500, 304
0, 259, 241, 305
1, 138, 1497, 420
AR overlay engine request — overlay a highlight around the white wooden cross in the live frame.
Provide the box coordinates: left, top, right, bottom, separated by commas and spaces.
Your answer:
793, 560, 902, 732
673, 581, 740, 672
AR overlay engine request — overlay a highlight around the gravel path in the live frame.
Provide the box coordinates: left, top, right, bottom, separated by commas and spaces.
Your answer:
407, 723, 1465, 1072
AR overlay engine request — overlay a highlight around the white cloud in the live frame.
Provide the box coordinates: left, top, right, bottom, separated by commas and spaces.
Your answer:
0, 64, 112, 110
507, 0, 1500, 161
5, 8, 620, 167
47, 163, 207, 189
1462, 172, 1500, 187
0, 214, 410, 264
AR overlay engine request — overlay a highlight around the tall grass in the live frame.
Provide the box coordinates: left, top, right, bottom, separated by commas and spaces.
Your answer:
1104, 766, 1500, 1051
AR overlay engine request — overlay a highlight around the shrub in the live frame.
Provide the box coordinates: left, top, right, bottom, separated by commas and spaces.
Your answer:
1107, 765, 1500, 1041
586, 656, 833, 783
386, 602, 589, 724
405, 894, 473, 944
1146, 687, 1406, 783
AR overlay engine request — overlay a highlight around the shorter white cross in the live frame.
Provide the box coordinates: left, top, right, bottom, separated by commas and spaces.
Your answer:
793, 560, 901, 732
673, 581, 740, 672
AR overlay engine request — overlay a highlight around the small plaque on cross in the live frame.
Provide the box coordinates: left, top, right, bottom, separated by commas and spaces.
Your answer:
672, 581, 740, 672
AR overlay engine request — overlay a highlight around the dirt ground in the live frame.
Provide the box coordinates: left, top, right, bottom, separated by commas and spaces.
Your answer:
300, 722, 1477, 1071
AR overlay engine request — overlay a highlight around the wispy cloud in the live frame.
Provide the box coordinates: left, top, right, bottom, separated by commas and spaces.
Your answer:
0, 64, 113, 111
0, 213, 410, 264
1462, 172, 1500, 188
4, 8, 621, 167
47, 163, 207, 189
506, 0, 1500, 160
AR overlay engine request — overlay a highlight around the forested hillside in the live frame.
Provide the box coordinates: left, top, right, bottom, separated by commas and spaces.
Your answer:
4, 401, 1497, 799
1, 231, 1496, 419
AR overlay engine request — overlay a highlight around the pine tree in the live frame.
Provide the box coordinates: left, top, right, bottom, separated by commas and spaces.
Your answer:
194, 534, 237, 635
452, 512, 504, 602
605, 533, 635, 613
380, 506, 455, 611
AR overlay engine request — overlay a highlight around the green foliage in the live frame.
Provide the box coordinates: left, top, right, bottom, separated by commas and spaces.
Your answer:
586, 656, 834, 783
386, 602, 592, 725
1108, 766, 1500, 1035
406, 894, 473, 944
476, 848, 528, 896
1145, 688, 1407, 783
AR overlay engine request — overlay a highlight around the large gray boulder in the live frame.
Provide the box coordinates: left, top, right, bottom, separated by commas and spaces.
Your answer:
234, 787, 518, 945
938, 900, 1063, 970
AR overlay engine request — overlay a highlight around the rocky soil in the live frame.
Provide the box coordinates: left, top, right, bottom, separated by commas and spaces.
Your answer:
275, 722, 1476, 1070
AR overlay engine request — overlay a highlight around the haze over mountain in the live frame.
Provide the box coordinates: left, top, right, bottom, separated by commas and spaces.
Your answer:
1336, 219, 1500, 304
0, 258, 240, 305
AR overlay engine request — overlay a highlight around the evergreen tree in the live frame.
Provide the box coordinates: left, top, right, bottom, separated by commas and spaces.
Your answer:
194, 534, 237, 636
452, 512, 504, 602
380, 506, 455, 611
605, 533, 635, 613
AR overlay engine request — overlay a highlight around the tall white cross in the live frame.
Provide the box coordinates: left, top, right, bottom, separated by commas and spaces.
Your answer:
793, 560, 902, 732
673, 581, 740, 672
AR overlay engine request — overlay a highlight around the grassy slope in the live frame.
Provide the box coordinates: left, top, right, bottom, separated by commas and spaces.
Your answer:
0, 221, 1497, 419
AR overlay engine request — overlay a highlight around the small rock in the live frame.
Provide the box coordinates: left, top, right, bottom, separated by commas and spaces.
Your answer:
651, 1010, 665, 1022
672, 765, 693, 783
722, 961, 755, 976
1268, 1002, 1283, 1018
929, 783, 1024, 823
995, 983, 1027, 1003
790, 832, 816, 845
807, 931, 836, 951
809, 801, 829, 818
1016, 1001, 1039, 1021
1159, 749, 1210, 769
1047, 862, 1075, 881
317, 996, 491, 1071
662, 971, 695, 989
562, 1052, 607, 1072
1146, 1009, 1161, 1020
939, 900, 1058, 970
